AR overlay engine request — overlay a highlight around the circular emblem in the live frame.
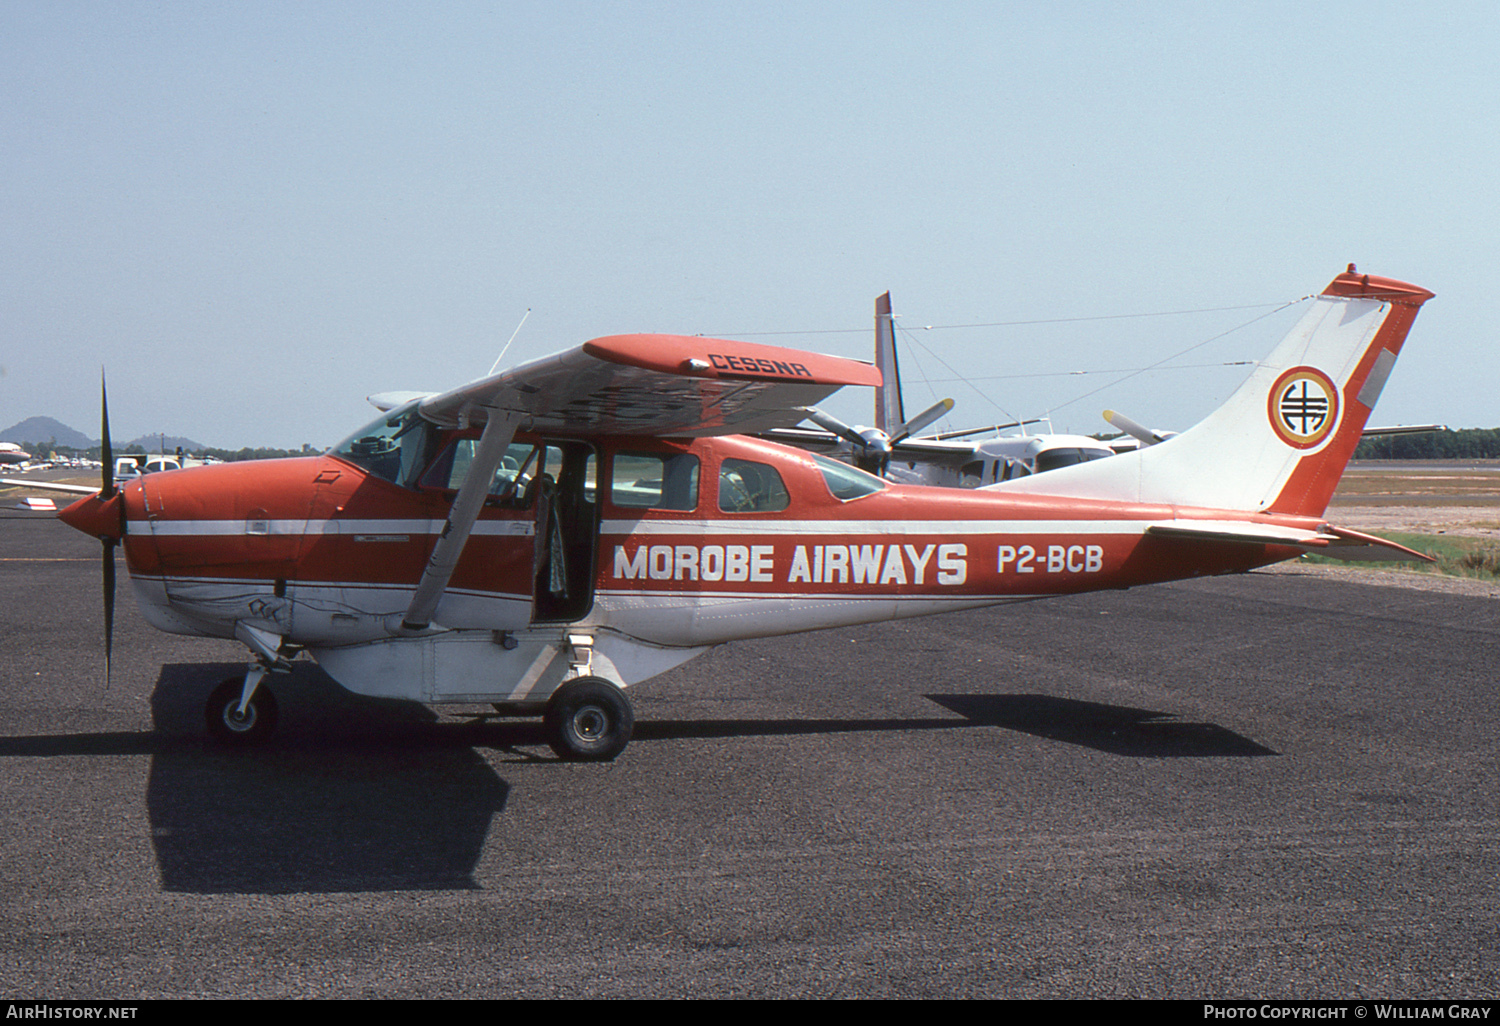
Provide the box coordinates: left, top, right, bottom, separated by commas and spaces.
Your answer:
1268, 367, 1340, 449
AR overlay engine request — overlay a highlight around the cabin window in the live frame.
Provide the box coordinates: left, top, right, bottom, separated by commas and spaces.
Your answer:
718, 458, 790, 513
811, 453, 886, 501
610, 452, 699, 511
1033, 447, 1113, 474
329, 401, 437, 488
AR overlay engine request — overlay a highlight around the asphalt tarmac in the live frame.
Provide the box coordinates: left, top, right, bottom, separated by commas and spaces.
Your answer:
2, 512, 1496, 999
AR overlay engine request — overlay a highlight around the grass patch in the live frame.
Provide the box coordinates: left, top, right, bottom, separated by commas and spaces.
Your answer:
1300, 531, 1500, 579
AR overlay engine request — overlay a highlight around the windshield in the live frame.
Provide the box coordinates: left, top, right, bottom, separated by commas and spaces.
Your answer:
812, 453, 886, 501
329, 401, 437, 488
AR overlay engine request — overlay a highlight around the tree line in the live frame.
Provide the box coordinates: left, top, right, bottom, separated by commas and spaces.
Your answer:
28, 441, 314, 462
1353, 428, 1500, 460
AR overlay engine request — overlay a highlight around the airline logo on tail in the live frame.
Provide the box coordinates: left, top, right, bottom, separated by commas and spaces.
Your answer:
1269, 366, 1340, 450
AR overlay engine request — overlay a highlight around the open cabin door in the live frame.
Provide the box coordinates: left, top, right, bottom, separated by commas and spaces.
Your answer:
409, 432, 597, 627
529, 440, 598, 624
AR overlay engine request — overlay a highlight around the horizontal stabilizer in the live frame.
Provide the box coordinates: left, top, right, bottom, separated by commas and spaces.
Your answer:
1147, 520, 1434, 563
1318, 525, 1435, 563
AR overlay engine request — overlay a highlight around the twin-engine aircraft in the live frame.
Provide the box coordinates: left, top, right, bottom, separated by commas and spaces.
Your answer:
54, 268, 1432, 761
762, 291, 1141, 486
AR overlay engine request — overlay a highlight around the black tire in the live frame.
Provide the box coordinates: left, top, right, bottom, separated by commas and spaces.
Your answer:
205, 676, 279, 745
544, 677, 634, 761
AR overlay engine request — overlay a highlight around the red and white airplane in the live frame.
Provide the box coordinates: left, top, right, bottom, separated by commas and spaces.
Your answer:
52, 267, 1432, 761
0, 442, 33, 466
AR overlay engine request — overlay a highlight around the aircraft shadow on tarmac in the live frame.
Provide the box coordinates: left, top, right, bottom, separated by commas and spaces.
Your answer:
0, 665, 1273, 894
142, 663, 510, 895
926, 694, 1278, 758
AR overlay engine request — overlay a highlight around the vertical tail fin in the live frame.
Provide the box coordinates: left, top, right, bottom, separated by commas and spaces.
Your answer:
1256, 270, 1434, 515
998, 268, 1434, 516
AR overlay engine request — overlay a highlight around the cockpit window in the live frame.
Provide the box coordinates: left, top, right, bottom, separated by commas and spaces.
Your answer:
718, 458, 790, 513
812, 453, 886, 501
329, 401, 436, 488
419, 438, 540, 505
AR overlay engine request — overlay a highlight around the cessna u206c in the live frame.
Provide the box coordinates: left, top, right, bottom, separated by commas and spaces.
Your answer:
56, 269, 1432, 761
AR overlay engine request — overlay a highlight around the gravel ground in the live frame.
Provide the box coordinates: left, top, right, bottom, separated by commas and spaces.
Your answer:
1276, 504, 1500, 599
1325, 503, 1500, 538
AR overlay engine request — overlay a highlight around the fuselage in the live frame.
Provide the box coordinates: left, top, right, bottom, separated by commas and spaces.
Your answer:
88, 430, 1305, 652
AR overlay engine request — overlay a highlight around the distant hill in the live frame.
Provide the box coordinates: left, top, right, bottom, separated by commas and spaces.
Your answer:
123, 434, 208, 453
0, 416, 93, 448
0, 418, 207, 453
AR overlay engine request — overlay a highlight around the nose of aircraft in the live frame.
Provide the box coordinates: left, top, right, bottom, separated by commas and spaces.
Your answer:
58, 491, 125, 541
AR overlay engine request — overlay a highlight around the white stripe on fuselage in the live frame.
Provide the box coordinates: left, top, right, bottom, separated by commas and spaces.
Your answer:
134, 516, 1158, 538
599, 518, 1155, 536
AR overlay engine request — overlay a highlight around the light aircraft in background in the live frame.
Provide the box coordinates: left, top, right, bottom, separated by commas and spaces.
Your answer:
0, 442, 32, 466
45, 267, 1432, 761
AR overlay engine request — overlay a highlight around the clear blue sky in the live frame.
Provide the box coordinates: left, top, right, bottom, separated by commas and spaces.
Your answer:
2, 1, 1494, 449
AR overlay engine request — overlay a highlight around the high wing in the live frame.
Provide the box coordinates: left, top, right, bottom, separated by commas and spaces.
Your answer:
402, 334, 882, 438
395, 333, 881, 631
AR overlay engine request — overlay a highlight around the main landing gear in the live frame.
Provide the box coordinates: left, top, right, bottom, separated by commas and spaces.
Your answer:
543, 676, 635, 762
202, 665, 635, 762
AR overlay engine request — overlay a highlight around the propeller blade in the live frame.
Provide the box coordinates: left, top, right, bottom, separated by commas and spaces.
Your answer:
102, 539, 116, 684
101, 371, 115, 500
800, 408, 873, 450
1103, 409, 1165, 446
99, 371, 121, 684
890, 398, 955, 444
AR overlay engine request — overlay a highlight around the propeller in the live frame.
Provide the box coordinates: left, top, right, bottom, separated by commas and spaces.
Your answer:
57, 372, 126, 682
801, 397, 955, 475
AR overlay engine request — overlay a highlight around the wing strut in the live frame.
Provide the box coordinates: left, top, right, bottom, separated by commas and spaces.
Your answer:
400, 410, 522, 632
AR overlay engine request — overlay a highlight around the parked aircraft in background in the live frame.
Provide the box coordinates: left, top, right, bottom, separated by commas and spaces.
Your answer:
765, 291, 1118, 485
42, 268, 1431, 763
0, 442, 32, 466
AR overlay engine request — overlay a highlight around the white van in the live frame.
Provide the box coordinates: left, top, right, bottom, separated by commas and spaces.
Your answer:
115, 454, 182, 479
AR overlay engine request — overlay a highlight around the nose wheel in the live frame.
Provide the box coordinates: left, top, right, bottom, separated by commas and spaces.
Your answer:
206, 675, 279, 745
543, 677, 634, 761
